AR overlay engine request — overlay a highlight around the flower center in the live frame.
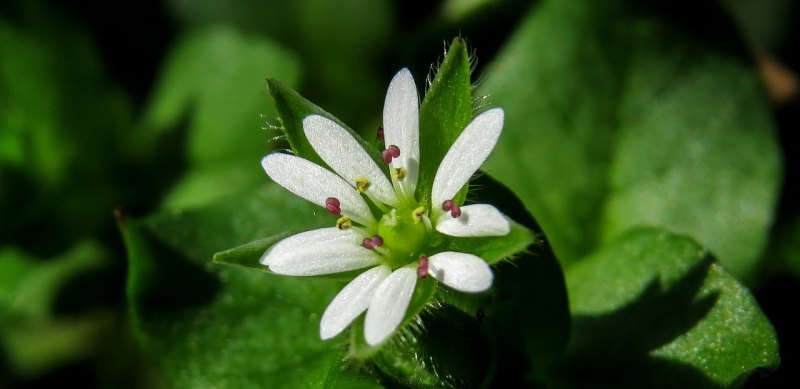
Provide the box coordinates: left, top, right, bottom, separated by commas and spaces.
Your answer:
377, 205, 429, 268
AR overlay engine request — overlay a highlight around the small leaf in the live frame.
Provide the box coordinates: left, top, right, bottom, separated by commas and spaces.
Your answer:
212, 233, 290, 272
559, 228, 779, 387
442, 219, 534, 265
417, 37, 474, 206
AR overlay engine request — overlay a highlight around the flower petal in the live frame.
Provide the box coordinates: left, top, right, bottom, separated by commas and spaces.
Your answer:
435, 204, 511, 237
260, 227, 362, 266
320, 265, 391, 340
383, 68, 420, 196
364, 267, 417, 345
267, 236, 379, 276
303, 115, 397, 207
431, 108, 504, 209
262, 153, 375, 226
428, 252, 493, 292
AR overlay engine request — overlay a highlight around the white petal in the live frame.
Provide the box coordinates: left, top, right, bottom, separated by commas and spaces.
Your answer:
428, 252, 493, 292
303, 115, 397, 207
260, 228, 362, 266
364, 267, 417, 345
262, 153, 375, 226
383, 68, 420, 195
431, 108, 504, 209
320, 265, 391, 340
435, 204, 511, 237
267, 239, 379, 276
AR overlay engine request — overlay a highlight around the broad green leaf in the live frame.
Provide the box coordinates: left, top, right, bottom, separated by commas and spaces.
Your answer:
372, 305, 491, 388
471, 174, 570, 381
482, 0, 781, 279
122, 185, 363, 388
417, 37, 474, 206
143, 26, 300, 209
559, 228, 779, 388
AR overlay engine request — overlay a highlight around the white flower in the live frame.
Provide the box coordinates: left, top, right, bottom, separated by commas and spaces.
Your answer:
260, 68, 510, 346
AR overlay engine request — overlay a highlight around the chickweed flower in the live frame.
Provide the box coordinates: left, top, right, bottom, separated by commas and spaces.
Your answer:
260, 68, 509, 346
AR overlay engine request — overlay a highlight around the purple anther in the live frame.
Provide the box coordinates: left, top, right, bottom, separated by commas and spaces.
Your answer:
362, 238, 375, 249
442, 199, 455, 212
381, 145, 401, 164
371, 235, 384, 247
325, 197, 341, 216
376, 126, 384, 141
417, 256, 429, 278
381, 149, 393, 164
442, 199, 461, 218
387, 145, 401, 158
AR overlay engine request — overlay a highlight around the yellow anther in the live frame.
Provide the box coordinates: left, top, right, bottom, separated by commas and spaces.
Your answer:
392, 167, 407, 181
336, 216, 352, 230
355, 177, 371, 193
412, 206, 427, 224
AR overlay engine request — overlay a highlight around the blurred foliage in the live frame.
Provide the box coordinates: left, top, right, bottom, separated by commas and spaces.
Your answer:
1, 0, 798, 387
482, 0, 781, 281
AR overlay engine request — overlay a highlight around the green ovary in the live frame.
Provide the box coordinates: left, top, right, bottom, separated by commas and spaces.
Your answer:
377, 206, 429, 268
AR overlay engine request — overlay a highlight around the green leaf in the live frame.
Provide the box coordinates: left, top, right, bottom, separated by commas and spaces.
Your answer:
482, 0, 781, 278
372, 304, 491, 388
417, 37, 474, 205
121, 185, 367, 387
559, 228, 779, 388
442, 219, 533, 265
212, 233, 291, 272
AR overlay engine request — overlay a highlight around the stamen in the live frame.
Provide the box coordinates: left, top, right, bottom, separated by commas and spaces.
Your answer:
411, 206, 426, 224
387, 145, 400, 158
476, 309, 486, 322
371, 235, 384, 247
417, 256, 429, 278
361, 235, 384, 250
325, 197, 341, 216
362, 237, 375, 249
336, 216, 352, 230
355, 177, 371, 193
380, 149, 392, 164
442, 199, 455, 211
380, 145, 401, 164
376, 126, 384, 141
442, 199, 461, 218
392, 167, 407, 181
